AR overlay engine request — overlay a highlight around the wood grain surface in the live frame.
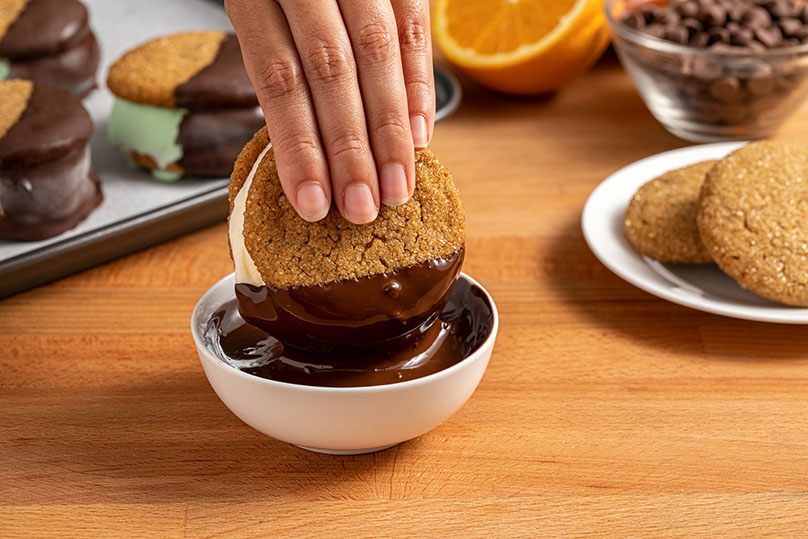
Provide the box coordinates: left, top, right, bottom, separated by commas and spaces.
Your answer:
3, 53, 808, 537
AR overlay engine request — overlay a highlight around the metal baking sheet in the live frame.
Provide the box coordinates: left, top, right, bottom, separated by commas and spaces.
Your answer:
0, 0, 462, 299
0, 0, 233, 299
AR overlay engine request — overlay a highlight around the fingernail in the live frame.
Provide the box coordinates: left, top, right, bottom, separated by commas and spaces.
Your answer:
295, 182, 329, 221
343, 183, 378, 224
380, 164, 410, 207
410, 115, 429, 149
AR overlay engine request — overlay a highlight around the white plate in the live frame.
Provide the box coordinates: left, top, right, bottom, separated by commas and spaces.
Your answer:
582, 142, 808, 324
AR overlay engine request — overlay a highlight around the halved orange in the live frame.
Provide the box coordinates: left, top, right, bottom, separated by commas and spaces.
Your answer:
433, 0, 611, 95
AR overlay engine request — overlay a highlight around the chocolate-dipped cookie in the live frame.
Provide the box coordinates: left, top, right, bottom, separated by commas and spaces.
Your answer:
228, 127, 466, 353
0, 0, 100, 98
107, 31, 264, 181
0, 79, 102, 241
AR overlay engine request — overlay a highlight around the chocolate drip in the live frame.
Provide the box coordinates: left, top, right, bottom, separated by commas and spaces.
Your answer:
0, 83, 93, 168
205, 277, 494, 387
8, 31, 99, 99
0, 0, 89, 58
176, 106, 265, 177
175, 34, 258, 110
236, 248, 465, 353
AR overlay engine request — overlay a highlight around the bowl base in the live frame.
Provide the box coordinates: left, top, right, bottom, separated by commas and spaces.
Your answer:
662, 123, 772, 144
296, 443, 400, 455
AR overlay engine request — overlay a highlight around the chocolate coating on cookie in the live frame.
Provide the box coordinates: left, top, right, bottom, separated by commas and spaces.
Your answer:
0, 0, 99, 98
698, 141, 808, 306
0, 0, 88, 57
229, 127, 465, 288
624, 160, 716, 264
0, 80, 101, 240
108, 32, 226, 108
175, 34, 257, 109
0, 81, 92, 167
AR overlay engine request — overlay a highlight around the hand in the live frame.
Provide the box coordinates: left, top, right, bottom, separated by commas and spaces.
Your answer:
226, 0, 435, 224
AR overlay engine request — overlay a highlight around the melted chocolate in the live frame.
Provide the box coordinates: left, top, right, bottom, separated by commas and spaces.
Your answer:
205, 277, 494, 387
0, 83, 93, 168
176, 106, 265, 177
236, 248, 465, 353
0, 0, 89, 58
0, 145, 102, 241
175, 34, 258, 110
8, 31, 99, 99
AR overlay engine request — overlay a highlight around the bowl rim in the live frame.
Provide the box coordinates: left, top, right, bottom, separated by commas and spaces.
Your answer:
604, 0, 808, 58
191, 271, 499, 394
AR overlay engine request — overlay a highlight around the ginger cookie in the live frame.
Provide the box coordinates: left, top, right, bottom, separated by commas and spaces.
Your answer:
0, 0, 100, 98
0, 80, 102, 241
229, 127, 465, 288
698, 141, 808, 307
228, 127, 466, 351
624, 160, 717, 264
107, 32, 263, 180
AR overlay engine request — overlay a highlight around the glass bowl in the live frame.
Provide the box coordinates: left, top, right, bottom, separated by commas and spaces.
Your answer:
606, 0, 808, 142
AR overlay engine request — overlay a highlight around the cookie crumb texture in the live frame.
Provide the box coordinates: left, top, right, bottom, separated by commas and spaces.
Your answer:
624, 160, 716, 264
0, 0, 27, 39
0, 79, 32, 139
230, 128, 465, 288
698, 141, 808, 306
107, 31, 225, 108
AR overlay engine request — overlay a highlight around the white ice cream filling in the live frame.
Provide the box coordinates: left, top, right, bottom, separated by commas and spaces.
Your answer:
228, 142, 272, 286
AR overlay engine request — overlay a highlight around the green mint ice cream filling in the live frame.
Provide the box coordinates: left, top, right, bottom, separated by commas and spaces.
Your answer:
108, 98, 188, 179
0, 59, 9, 81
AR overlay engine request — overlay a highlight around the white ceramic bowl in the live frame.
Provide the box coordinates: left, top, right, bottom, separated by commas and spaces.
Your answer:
191, 272, 498, 455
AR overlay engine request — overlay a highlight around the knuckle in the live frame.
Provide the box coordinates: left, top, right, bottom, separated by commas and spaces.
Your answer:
372, 113, 409, 140
328, 132, 369, 160
406, 77, 433, 100
354, 22, 397, 65
272, 133, 320, 164
305, 42, 354, 84
255, 59, 305, 100
398, 19, 429, 54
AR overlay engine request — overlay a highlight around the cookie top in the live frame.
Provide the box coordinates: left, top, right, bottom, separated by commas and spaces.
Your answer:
107, 31, 257, 110
624, 160, 716, 264
698, 141, 808, 307
0, 78, 30, 139
229, 127, 465, 288
0, 80, 92, 168
0, 0, 89, 58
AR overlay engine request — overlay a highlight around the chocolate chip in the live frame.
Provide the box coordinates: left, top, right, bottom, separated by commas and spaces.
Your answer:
639, 6, 657, 24
683, 17, 705, 34
754, 25, 783, 46
709, 77, 743, 103
691, 31, 711, 47
770, 0, 795, 18
748, 40, 768, 51
779, 17, 803, 36
743, 6, 773, 27
701, 3, 728, 25
657, 9, 681, 25
678, 1, 701, 18
792, 25, 808, 39
665, 26, 690, 44
623, 12, 645, 30
747, 75, 777, 95
731, 27, 755, 45
645, 24, 667, 39
708, 26, 731, 43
